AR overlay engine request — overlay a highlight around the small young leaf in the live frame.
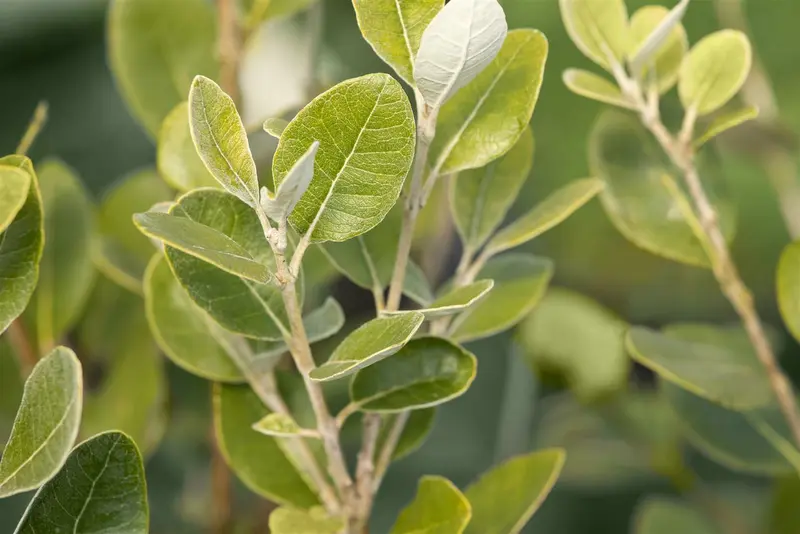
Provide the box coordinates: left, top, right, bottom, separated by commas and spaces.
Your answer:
693, 105, 759, 149
386, 280, 494, 320
451, 128, 534, 252
310, 312, 425, 382
261, 142, 319, 222
263, 117, 289, 139
559, 0, 629, 70
377, 408, 437, 461
0, 166, 29, 233
485, 178, 604, 256
628, 3, 689, 93
157, 102, 218, 191
269, 506, 344, 534
189, 75, 260, 207
413, 0, 507, 108
353, 0, 443, 86
273, 73, 415, 242
464, 449, 566, 534
14, 432, 148, 534
429, 29, 547, 175
350, 337, 477, 412
450, 254, 553, 343
253, 413, 310, 438
562, 69, 634, 109
633, 497, 717, 534
391, 476, 472, 534
0, 347, 82, 498
134, 211, 272, 283
679, 30, 752, 116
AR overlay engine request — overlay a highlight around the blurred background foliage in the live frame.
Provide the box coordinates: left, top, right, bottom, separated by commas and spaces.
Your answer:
1, 0, 799, 532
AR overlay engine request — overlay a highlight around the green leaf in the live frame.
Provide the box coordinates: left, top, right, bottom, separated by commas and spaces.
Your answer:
464, 449, 565, 534
144, 254, 244, 382
562, 69, 634, 109
0, 341, 24, 448
779, 241, 800, 345
485, 178, 604, 256
626, 324, 773, 410
93, 169, 173, 293
269, 506, 344, 534
273, 73, 415, 242
0, 166, 29, 233
310, 312, 425, 382
353, 0, 443, 86
213, 383, 318, 507
450, 254, 553, 343
693, 105, 760, 149
391, 475, 472, 534
517, 288, 628, 402
264, 117, 289, 139
628, 4, 689, 94
14, 432, 148, 534
108, 0, 217, 137
559, 0, 629, 70
157, 102, 218, 191
429, 29, 548, 175
404, 260, 435, 306
388, 280, 494, 319
413, 0, 507, 108
350, 337, 476, 412
261, 142, 319, 222
0, 347, 82, 498
165, 188, 290, 340
189, 76, 260, 207
0, 157, 43, 335
633, 497, 717, 534
770, 477, 800, 534
242, 0, 317, 27
252, 413, 311, 438
679, 30, 752, 116
27, 160, 95, 350
451, 128, 534, 252
377, 408, 437, 461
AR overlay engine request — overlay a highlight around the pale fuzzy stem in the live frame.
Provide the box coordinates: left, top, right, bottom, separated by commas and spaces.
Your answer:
353, 413, 382, 531
217, 0, 241, 106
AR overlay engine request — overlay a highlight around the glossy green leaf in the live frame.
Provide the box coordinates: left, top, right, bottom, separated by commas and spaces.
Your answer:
165, 188, 290, 340
633, 497, 717, 534
559, 0, 629, 70
679, 30, 752, 116
144, 255, 244, 382
273, 73, 415, 242
350, 337, 476, 412
770, 477, 800, 534
389, 280, 494, 320
264, 117, 289, 139
464, 449, 565, 534
0, 166, 29, 233
269, 506, 343, 534
451, 128, 534, 252
779, 241, 800, 345
391, 475, 472, 534
93, 169, 172, 293
14, 432, 148, 534
562, 69, 634, 109
353, 0, 443, 86
450, 254, 553, 343
108, 0, 218, 137
413, 0, 507, 108
213, 383, 318, 506
518, 288, 628, 401
628, 4, 689, 94
311, 312, 424, 382
486, 178, 603, 256
157, 102, 218, 191
189, 76, 260, 207
0, 347, 82, 498
693, 105, 760, 149
627, 324, 773, 410
429, 29, 547, 175
261, 142, 319, 222
0, 157, 43, 335
377, 408, 437, 461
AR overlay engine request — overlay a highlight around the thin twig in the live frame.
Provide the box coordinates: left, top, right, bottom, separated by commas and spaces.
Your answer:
217, 0, 242, 106
16, 101, 48, 156
354, 413, 382, 530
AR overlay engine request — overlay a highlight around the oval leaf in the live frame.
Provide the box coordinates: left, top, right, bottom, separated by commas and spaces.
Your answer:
350, 336, 476, 412
391, 476, 472, 534
628, 4, 689, 94
269, 506, 344, 534
157, 102, 218, 191
387, 280, 494, 319
14, 432, 148, 534
311, 312, 424, 382
693, 105, 760, 149
0, 347, 82, 498
559, 0, 629, 70
263, 117, 289, 139
679, 30, 752, 116
464, 449, 565, 534
429, 29, 547, 175
563, 69, 634, 109
634, 497, 717, 534
273, 73, 415, 242
0, 166, 29, 233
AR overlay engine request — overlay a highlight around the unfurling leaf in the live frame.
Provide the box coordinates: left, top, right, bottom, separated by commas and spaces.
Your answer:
261, 142, 319, 222
350, 337, 476, 412
562, 69, 634, 109
413, 0, 507, 109
269, 506, 344, 534
14, 432, 149, 534
693, 105, 759, 149
311, 312, 424, 382
633, 497, 717, 534
158, 102, 218, 191
628, 1, 689, 93
0, 347, 82, 498
391, 476, 472, 534
559, 0, 629, 70
679, 30, 752, 116
0, 166, 29, 233
273, 73, 415, 242
385, 280, 494, 319
264, 117, 289, 139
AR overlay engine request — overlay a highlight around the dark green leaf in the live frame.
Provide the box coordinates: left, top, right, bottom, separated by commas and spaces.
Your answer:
378, 408, 437, 461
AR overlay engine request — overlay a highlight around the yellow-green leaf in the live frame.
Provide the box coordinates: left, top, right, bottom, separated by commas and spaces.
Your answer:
387, 280, 494, 320
263, 117, 289, 139
628, 4, 688, 94
157, 102, 218, 191
269, 506, 344, 534
693, 105, 760, 149
391, 476, 472, 534
559, 0, 629, 70
562, 69, 634, 109
252, 413, 310, 438
0, 166, 29, 233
